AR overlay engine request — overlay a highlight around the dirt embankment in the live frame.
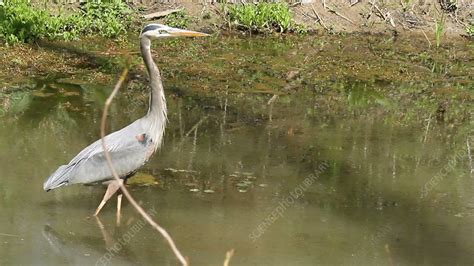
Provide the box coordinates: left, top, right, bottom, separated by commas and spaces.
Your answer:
293, 0, 472, 36
25, 1, 473, 38
138, 0, 472, 38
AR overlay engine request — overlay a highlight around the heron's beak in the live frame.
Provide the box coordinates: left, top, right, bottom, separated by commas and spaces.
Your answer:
170, 29, 210, 37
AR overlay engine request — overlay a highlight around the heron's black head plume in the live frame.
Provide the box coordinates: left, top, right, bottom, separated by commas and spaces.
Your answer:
141, 24, 164, 34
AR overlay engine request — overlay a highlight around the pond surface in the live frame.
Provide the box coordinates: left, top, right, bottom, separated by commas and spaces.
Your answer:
0, 35, 473, 266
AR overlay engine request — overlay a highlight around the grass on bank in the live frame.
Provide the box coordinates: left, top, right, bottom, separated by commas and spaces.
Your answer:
434, 16, 445, 48
225, 3, 306, 34
466, 24, 474, 37
0, 0, 134, 44
164, 10, 190, 29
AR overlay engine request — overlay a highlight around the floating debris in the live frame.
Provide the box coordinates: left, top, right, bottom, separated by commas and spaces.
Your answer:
236, 182, 249, 188
165, 168, 198, 174
233, 171, 254, 176
62, 91, 81, 96
189, 188, 199, 192
127, 172, 159, 186
259, 183, 268, 187
204, 189, 215, 194
32, 91, 55, 97
238, 189, 247, 193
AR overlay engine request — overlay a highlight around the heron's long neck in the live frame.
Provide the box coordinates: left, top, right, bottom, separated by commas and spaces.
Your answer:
140, 37, 167, 147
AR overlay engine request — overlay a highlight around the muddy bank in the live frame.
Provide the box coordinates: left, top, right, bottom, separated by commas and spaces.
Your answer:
143, 1, 472, 37
1, 33, 472, 132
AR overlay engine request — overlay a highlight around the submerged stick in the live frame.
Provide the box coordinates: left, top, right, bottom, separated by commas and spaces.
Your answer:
267, 94, 278, 122
467, 138, 473, 175
223, 249, 235, 266
177, 116, 208, 148
423, 113, 431, 143
0, 233, 21, 238
100, 68, 188, 266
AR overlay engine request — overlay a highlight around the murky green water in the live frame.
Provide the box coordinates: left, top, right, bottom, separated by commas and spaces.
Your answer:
0, 35, 473, 265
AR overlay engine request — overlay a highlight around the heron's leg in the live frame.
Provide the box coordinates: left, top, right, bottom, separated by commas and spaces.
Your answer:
116, 193, 123, 226
116, 177, 130, 225
94, 179, 124, 216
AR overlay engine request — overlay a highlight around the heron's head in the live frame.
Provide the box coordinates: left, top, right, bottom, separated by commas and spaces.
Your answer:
140, 24, 209, 39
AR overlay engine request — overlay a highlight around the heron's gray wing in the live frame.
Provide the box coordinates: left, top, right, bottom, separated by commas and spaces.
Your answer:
43, 120, 154, 191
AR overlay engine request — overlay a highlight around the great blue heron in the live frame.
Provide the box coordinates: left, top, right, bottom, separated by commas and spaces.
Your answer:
43, 24, 209, 216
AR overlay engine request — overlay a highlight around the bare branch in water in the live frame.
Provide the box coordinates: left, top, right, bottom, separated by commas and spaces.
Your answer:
100, 68, 188, 266
223, 249, 235, 266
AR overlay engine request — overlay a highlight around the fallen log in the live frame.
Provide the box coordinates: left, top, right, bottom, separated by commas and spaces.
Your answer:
143, 8, 183, 20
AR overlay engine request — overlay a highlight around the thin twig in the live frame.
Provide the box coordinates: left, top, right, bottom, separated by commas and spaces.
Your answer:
449, 12, 467, 27
330, 9, 355, 24
302, 11, 317, 20
367, 3, 375, 20
223, 249, 235, 266
371, 2, 386, 20
290, 1, 302, 7
350, 0, 360, 7
311, 4, 329, 30
323, 3, 355, 24
386, 12, 396, 27
100, 68, 188, 266
421, 29, 432, 47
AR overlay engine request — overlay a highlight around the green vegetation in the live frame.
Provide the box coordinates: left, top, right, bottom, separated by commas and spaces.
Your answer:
0, 0, 55, 43
65, 1, 134, 38
165, 10, 190, 29
401, 0, 412, 11
0, 0, 134, 44
225, 3, 306, 34
466, 23, 474, 37
434, 16, 445, 48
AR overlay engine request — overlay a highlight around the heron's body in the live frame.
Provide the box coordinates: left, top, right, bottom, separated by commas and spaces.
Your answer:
43, 24, 208, 216
44, 118, 157, 189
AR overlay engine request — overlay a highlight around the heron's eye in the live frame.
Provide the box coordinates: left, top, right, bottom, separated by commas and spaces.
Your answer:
158, 30, 167, 34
